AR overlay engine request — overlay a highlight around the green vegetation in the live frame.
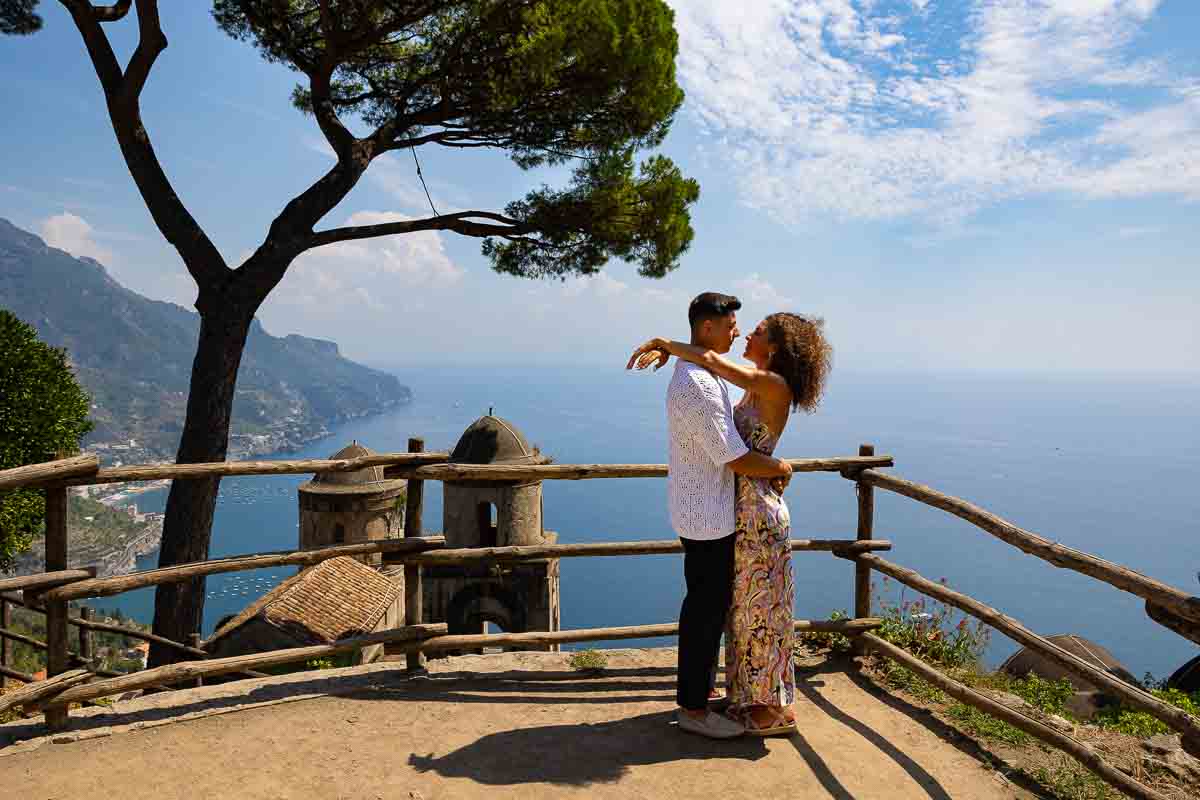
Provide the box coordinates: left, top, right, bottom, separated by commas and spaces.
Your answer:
1093, 687, 1200, 737
1, 601, 150, 676
568, 649, 609, 672
64, 495, 151, 549
0, 309, 92, 570
1033, 757, 1115, 800
255, 651, 357, 677
946, 702, 1031, 745
1010, 673, 1076, 718
797, 608, 854, 653
0, 219, 410, 458
872, 578, 992, 670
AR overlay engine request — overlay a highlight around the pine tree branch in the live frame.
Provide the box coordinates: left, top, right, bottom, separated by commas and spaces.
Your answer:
308, 210, 529, 248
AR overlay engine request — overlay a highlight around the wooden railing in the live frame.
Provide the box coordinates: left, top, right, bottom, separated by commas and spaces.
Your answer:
1, 444, 1197, 800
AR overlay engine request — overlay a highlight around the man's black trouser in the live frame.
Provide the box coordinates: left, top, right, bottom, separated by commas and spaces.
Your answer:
676, 532, 736, 710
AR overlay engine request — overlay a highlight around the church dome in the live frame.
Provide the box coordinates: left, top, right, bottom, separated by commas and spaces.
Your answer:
299, 440, 407, 495
450, 415, 548, 466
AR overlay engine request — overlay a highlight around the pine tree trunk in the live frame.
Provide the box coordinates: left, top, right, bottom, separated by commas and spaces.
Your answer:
148, 307, 253, 667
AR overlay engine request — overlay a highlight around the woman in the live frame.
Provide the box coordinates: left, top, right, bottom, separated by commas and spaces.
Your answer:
632, 313, 832, 735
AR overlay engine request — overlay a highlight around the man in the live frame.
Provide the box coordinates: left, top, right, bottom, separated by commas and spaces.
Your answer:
658, 292, 794, 738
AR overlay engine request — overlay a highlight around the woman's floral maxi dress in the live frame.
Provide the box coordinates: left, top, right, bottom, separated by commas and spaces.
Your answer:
725, 400, 796, 709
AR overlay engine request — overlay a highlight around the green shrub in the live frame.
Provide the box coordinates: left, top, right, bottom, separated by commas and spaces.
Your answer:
568, 649, 608, 672
872, 578, 992, 670
1093, 687, 1200, 737
1011, 673, 1075, 717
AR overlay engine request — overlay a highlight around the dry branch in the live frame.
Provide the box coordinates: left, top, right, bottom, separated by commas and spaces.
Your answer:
45, 536, 446, 602
0, 669, 94, 716
845, 553, 1200, 744
0, 663, 36, 683
860, 633, 1170, 800
1145, 601, 1200, 646
0, 568, 97, 594
857, 469, 1200, 625
402, 617, 882, 653
383, 455, 894, 483
0, 625, 47, 651
27, 452, 450, 489
45, 623, 448, 708
0, 454, 99, 491
69, 616, 207, 657
406, 538, 892, 565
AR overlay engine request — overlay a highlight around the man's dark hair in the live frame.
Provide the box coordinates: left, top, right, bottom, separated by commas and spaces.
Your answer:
688, 292, 742, 328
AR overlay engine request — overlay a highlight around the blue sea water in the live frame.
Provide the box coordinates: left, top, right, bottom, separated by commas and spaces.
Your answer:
105, 366, 1199, 680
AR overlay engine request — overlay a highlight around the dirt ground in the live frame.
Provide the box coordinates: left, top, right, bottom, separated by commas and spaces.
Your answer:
1, 648, 1035, 799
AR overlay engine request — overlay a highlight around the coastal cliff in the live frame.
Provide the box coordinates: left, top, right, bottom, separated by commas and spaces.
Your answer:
0, 217, 411, 462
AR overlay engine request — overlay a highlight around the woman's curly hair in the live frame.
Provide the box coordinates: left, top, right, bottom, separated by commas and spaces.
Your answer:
764, 313, 832, 413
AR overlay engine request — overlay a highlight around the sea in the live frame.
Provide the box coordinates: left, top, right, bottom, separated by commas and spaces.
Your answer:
99, 366, 1199, 680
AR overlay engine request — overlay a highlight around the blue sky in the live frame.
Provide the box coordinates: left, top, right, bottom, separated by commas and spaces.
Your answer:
1, 1, 1197, 374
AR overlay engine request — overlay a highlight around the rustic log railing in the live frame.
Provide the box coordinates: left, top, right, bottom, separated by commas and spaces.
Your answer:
1, 445, 1197, 800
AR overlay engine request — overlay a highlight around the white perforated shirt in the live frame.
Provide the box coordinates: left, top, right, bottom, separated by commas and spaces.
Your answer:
666, 361, 750, 540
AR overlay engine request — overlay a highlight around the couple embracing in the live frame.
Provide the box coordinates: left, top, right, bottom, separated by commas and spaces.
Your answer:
627, 292, 832, 739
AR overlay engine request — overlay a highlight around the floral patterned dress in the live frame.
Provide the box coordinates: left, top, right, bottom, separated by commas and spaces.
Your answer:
725, 399, 795, 709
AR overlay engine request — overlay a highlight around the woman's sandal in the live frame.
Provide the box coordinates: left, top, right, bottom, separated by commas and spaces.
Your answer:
738, 706, 797, 737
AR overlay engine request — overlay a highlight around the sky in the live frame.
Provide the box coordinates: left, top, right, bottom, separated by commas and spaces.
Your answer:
1, 1, 1197, 375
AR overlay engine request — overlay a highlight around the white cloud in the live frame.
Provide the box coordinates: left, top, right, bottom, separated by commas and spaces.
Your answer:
734, 273, 794, 307
268, 210, 464, 317
40, 211, 114, 265
669, 0, 1195, 224
562, 271, 629, 298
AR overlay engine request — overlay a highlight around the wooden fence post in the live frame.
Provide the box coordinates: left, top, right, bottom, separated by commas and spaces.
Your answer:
853, 444, 875, 656
1, 596, 10, 688
44, 486, 71, 729
404, 437, 426, 672
189, 634, 204, 687
78, 606, 93, 664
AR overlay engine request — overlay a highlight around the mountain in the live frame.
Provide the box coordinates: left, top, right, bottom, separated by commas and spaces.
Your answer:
0, 218, 410, 459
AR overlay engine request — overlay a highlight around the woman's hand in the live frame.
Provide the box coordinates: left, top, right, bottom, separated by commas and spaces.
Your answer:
626, 338, 670, 371
770, 460, 792, 495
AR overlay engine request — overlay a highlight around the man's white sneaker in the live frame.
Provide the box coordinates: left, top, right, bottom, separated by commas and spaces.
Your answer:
676, 710, 745, 739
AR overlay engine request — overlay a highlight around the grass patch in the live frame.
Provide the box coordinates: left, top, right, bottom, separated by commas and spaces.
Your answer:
947, 702, 1030, 745
882, 663, 947, 704
1011, 674, 1076, 717
567, 649, 608, 672
1031, 757, 1114, 800
1092, 687, 1200, 737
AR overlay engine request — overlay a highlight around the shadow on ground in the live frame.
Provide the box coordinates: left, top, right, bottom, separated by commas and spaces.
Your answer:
407, 710, 769, 786
796, 655, 1049, 799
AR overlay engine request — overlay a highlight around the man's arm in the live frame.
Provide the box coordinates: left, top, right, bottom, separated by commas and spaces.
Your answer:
672, 373, 793, 487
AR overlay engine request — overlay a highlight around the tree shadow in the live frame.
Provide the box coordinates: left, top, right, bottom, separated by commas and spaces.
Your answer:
789, 731, 857, 800
835, 663, 1051, 798
794, 667, 955, 800
407, 710, 769, 787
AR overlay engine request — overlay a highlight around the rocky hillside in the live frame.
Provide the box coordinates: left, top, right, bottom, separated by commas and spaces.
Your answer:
0, 218, 410, 459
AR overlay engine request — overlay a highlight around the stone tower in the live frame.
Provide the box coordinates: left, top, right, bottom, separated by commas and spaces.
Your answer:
297, 440, 407, 566
425, 415, 561, 650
